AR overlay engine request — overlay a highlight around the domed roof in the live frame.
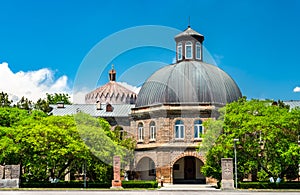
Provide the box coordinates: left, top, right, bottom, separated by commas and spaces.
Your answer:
85, 81, 137, 104
85, 66, 137, 104
135, 61, 242, 107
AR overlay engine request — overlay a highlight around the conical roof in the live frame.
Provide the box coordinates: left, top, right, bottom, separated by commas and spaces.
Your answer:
175, 26, 204, 39
85, 66, 137, 104
85, 81, 137, 104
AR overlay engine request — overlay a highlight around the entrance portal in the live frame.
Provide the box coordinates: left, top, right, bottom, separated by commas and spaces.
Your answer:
173, 156, 205, 184
135, 157, 156, 181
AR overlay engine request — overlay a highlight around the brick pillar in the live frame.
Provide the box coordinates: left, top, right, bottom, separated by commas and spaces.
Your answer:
111, 156, 123, 189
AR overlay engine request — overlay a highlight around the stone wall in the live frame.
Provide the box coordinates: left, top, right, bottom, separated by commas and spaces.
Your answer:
0, 165, 20, 188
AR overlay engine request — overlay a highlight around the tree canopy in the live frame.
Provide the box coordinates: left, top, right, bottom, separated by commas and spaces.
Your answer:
0, 106, 135, 182
200, 98, 300, 181
0, 92, 12, 107
0, 91, 72, 113
46, 93, 72, 105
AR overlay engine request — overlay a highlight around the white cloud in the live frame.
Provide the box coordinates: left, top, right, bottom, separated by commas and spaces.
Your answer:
0, 62, 143, 104
293, 86, 300, 93
118, 82, 141, 94
72, 89, 90, 104
0, 62, 70, 102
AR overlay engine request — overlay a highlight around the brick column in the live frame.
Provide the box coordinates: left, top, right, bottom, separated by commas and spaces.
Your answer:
111, 156, 123, 189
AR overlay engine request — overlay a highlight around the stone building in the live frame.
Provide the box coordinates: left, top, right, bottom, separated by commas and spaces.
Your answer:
51, 25, 244, 184
129, 26, 242, 184
52, 67, 136, 134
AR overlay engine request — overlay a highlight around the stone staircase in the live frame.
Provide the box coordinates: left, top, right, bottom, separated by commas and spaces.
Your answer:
158, 184, 220, 191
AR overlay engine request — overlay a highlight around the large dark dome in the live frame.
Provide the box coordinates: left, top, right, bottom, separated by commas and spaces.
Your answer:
136, 61, 242, 107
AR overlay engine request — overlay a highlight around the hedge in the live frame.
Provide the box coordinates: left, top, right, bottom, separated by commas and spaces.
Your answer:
20, 181, 110, 188
239, 181, 300, 189
122, 180, 158, 188
21, 180, 158, 188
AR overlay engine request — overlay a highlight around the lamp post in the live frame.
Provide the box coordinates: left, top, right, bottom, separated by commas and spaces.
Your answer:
234, 138, 239, 189
83, 138, 87, 188
84, 159, 87, 188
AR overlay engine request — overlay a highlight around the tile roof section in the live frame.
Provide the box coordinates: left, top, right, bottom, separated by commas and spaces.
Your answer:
283, 100, 300, 109
50, 104, 135, 117
85, 81, 137, 104
175, 26, 204, 39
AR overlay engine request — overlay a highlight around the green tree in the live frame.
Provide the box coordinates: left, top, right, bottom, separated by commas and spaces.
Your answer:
0, 107, 135, 182
34, 98, 53, 113
0, 92, 12, 107
46, 93, 72, 105
201, 98, 300, 182
15, 96, 33, 111
74, 113, 135, 169
0, 107, 29, 127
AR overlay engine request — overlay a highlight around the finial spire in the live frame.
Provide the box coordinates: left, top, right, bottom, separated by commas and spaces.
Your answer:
188, 16, 190, 28
109, 64, 116, 81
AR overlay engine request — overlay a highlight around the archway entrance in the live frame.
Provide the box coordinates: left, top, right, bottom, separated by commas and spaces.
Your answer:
135, 157, 156, 180
173, 156, 205, 184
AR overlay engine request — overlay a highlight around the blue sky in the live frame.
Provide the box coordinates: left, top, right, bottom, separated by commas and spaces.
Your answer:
0, 0, 300, 102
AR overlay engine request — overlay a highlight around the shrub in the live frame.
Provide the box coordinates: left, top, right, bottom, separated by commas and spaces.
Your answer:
239, 181, 300, 189
122, 180, 158, 188
20, 181, 110, 188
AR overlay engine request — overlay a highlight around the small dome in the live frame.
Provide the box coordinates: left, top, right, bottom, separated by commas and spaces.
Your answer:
85, 66, 137, 104
85, 81, 137, 104
135, 61, 242, 107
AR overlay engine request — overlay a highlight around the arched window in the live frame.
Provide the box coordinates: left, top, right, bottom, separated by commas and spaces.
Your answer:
194, 120, 204, 138
175, 120, 184, 139
185, 41, 193, 59
149, 121, 156, 141
114, 126, 124, 140
177, 42, 182, 60
138, 123, 144, 142
196, 42, 201, 60
106, 103, 113, 112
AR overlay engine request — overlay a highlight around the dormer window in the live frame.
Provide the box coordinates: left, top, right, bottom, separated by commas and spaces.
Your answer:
185, 41, 192, 59
56, 101, 64, 109
177, 42, 182, 61
196, 42, 201, 60
106, 103, 113, 112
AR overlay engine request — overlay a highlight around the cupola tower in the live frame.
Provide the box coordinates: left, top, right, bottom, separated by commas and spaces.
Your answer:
174, 26, 204, 62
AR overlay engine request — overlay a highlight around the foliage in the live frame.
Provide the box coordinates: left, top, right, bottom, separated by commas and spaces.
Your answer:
22, 180, 159, 188
122, 180, 158, 188
15, 96, 33, 111
0, 107, 29, 127
238, 181, 300, 189
199, 118, 224, 155
0, 106, 135, 183
0, 92, 12, 107
20, 181, 111, 188
74, 112, 135, 169
46, 93, 72, 105
35, 98, 53, 113
201, 98, 300, 182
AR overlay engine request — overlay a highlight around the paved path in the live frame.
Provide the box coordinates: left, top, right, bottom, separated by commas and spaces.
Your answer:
1, 191, 300, 195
